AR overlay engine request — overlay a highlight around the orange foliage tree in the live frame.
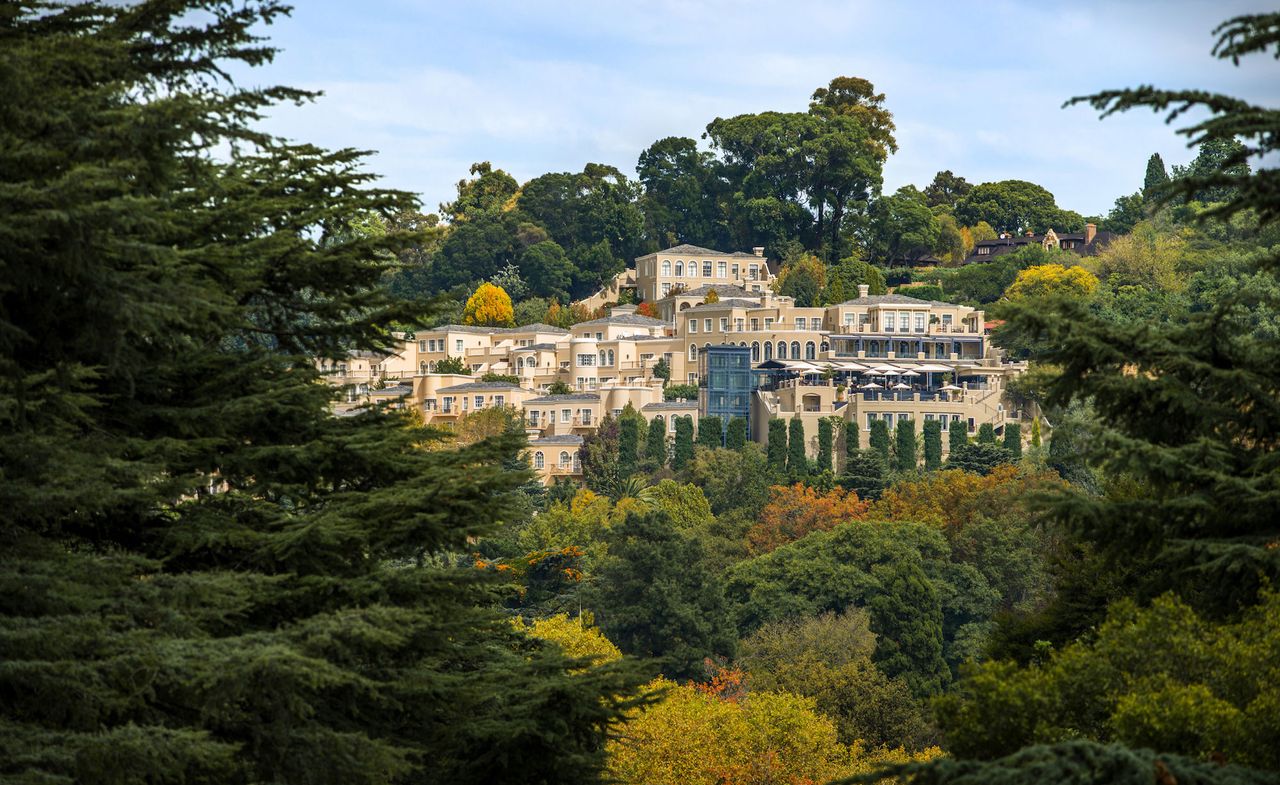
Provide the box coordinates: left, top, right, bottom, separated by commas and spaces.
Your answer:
746, 483, 871, 555
462, 281, 514, 326
635, 300, 659, 318
871, 465, 1065, 531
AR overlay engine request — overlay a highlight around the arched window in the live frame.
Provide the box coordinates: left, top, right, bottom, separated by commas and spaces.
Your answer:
608, 350, 615, 366
679, 302, 690, 310
868, 340, 879, 356
675, 261, 684, 276
428, 361, 436, 372
764, 342, 773, 361
821, 341, 829, 353
662, 260, 672, 276
777, 341, 787, 359
688, 264, 698, 279
751, 342, 760, 362
791, 341, 801, 359
419, 361, 427, 374
533, 451, 544, 469
599, 349, 607, 366
689, 344, 697, 361
559, 451, 571, 470
805, 341, 816, 360
516, 357, 524, 370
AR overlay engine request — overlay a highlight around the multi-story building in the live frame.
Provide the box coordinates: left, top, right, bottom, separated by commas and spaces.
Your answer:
324, 244, 1030, 484
964, 224, 1115, 264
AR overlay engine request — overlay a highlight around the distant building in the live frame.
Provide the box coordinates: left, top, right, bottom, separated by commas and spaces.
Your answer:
698, 345, 754, 444
965, 223, 1115, 264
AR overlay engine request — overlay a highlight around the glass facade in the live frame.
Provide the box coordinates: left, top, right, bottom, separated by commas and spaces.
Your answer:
699, 345, 753, 441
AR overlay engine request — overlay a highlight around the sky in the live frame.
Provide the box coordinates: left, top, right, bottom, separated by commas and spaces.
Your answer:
240, 1, 1279, 219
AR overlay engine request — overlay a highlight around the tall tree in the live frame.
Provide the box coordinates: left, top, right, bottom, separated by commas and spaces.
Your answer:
817, 417, 835, 474
672, 416, 695, 470
869, 419, 892, 464
442, 161, 520, 221
1142, 152, 1171, 203
725, 417, 749, 449
923, 420, 944, 470
0, 4, 642, 785
696, 415, 724, 449
636, 136, 727, 249
923, 170, 973, 210
645, 415, 668, 468
767, 419, 789, 471
618, 403, 645, 474
955, 180, 1084, 236
788, 417, 809, 476
895, 418, 919, 472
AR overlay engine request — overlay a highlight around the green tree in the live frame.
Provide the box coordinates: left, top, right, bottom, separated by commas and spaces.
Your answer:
845, 420, 862, 463
777, 253, 827, 306
867, 186, 940, 264
947, 443, 1012, 476
672, 416, 695, 470
547, 378, 572, 395
580, 414, 622, 496
949, 419, 969, 454
955, 180, 1083, 235
1142, 152, 1170, 203
519, 240, 575, 302
442, 160, 519, 220
824, 254, 888, 303
923, 170, 973, 210
895, 418, 919, 472
788, 417, 809, 476
1105, 191, 1147, 234
767, 419, 788, 472
696, 416, 724, 449
618, 403, 644, 474
590, 511, 737, 681
636, 136, 728, 249
923, 420, 944, 470
817, 418, 835, 473
652, 356, 671, 384
842, 449, 888, 501
663, 383, 698, 401
725, 417, 749, 449
645, 415, 667, 468
434, 355, 470, 374
869, 419, 892, 464
977, 423, 997, 444
1003, 423, 1023, 460
0, 5, 643, 784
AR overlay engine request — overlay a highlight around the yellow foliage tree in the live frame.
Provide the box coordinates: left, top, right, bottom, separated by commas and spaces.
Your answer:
1004, 263, 1099, 300
462, 281, 515, 326
518, 614, 623, 665
703, 288, 720, 304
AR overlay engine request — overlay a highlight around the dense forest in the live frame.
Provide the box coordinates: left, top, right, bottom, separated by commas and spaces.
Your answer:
2, 2, 1279, 785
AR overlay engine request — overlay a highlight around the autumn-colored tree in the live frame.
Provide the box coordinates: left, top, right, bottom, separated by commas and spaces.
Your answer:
703, 288, 720, 304
462, 281, 515, 326
747, 483, 871, 555
870, 465, 1063, 532
517, 614, 623, 666
969, 221, 998, 244
635, 300, 659, 318
1004, 263, 1099, 300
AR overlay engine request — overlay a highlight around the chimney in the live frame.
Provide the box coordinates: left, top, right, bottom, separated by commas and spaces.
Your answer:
857, 284, 870, 299
1085, 223, 1097, 245
752, 246, 765, 257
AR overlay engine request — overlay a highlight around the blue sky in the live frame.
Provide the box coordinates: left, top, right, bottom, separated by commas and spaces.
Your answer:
242, 1, 1279, 218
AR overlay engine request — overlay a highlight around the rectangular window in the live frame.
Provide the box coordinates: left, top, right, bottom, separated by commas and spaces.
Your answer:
528, 410, 538, 426
702, 261, 712, 277
442, 396, 454, 413
719, 318, 728, 332
749, 264, 759, 280
474, 395, 484, 408
494, 395, 504, 407
661, 282, 671, 296
561, 409, 571, 423
899, 313, 910, 331
418, 340, 426, 352
751, 318, 759, 330
462, 397, 469, 411
704, 318, 712, 332
844, 313, 854, 325
689, 320, 698, 334
914, 313, 926, 332
764, 318, 774, 330
796, 317, 806, 330
596, 332, 603, 340
581, 410, 593, 425
942, 314, 953, 326
731, 263, 739, 279
736, 318, 744, 332
866, 412, 876, 429
577, 353, 595, 366
884, 311, 895, 332
717, 261, 727, 278
455, 339, 463, 352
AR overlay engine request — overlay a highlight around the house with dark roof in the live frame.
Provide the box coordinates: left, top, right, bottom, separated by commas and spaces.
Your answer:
964, 224, 1115, 265
631, 243, 778, 303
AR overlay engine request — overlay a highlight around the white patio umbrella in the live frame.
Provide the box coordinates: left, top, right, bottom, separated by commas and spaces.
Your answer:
891, 382, 912, 390
939, 384, 962, 391
899, 370, 921, 377
858, 382, 883, 389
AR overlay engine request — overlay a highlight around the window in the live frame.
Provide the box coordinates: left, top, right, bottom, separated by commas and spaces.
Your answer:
418, 340, 426, 352
607, 350, 615, 366
884, 311, 895, 332
791, 341, 800, 358
455, 339, 463, 352
866, 412, 877, 429
528, 410, 539, 426
751, 318, 759, 331
442, 396, 454, 413
689, 319, 698, 334
462, 397, 469, 411
688, 264, 698, 278
844, 313, 854, 326
577, 353, 595, 367
474, 395, 484, 408
751, 342, 760, 362
559, 451, 571, 470
805, 341, 816, 360
662, 260, 671, 276
595, 332, 603, 340
717, 261, 726, 278
914, 313, 925, 332
977, 246, 990, 255
561, 409, 571, 423
703, 318, 712, 332
702, 261, 712, 277
533, 451, 544, 469
731, 264, 739, 278
942, 314, 953, 326
795, 317, 806, 330
599, 350, 607, 366
735, 318, 744, 332
749, 264, 759, 280
899, 313, 910, 331
719, 317, 728, 332
661, 282, 671, 297
689, 344, 697, 361
764, 342, 773, 360
495, 395, 504, 407
777, 341, 787, 359
675, 261, 684, 276
419, 361, 427, 374
764, 317, 774, 330
581, 410, 592, 425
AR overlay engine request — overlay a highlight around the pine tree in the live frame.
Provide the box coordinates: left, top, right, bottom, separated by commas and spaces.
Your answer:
725, 417, 749, 449
894, 419, 918, 473
1142, 152, 1170, 203
842, 449, 888, 501
696, 415, 724, 449
923, 419, 943, 470
977, 422, 997, 444
673, 416, 695, 470
1031, 417, 1042, 447
816, 417, 835, 473
845, 420, 862, 467
949, 419, 969, 454
645, 415, 667, 467
767, 419, 788, 471
787, 417, 809, 477
0, 5, 642, 784
1003, 423, 1023, 460
870, 419, 892, 464
618, 403, 644, 473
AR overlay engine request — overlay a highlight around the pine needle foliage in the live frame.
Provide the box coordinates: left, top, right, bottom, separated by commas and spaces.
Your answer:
0, 4, 642, 784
